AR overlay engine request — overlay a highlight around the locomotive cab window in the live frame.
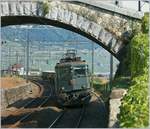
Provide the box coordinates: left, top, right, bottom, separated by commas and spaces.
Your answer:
73, 65, 88, 76
59, 67, 71, 79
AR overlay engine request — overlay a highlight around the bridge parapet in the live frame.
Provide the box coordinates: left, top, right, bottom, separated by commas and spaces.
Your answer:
1, 0, 143, 19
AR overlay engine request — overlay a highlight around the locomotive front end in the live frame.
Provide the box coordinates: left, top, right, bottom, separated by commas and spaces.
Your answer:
55, 50, 91, 106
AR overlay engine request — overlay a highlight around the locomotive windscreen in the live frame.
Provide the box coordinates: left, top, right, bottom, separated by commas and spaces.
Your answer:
73, 65, 88, 76
59, 67, 71, 79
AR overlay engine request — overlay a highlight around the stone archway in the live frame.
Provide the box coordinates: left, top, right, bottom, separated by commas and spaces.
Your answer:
1, 0, 141, 61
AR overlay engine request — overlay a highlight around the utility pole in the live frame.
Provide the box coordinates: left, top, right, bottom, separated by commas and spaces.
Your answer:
138, 0, 141, 11
16, 51, 19, 75
1, 41, 7, 70
16, 51, 19, 64
49, 45, 51, 70
26, 28, 30, 83
109, 54, 113, 91
23, 44, 26, 79
115, 0, 119, 6
91, 42, 94, 88
8, 46, 11, 74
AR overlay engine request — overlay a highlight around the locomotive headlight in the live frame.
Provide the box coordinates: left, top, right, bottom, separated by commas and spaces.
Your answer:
70, 79, 75, 86
82, 85, 86, 89
60, 87, 64, 92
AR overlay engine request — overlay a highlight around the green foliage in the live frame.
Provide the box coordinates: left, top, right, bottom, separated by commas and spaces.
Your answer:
117, 13, 149, 78
121, 43, 131, 76
112, 77, 130, 89
42, 1, 49, 16
93, 79, 107, 94
118, 74, 149, 128
132, 22, 142, 36
142, 12, 149, 33
118, 13, 149, 128
131, 33, 149, 77
92, 78, 109, 101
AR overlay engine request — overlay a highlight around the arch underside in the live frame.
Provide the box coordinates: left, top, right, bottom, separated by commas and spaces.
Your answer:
2, 16, 123, 61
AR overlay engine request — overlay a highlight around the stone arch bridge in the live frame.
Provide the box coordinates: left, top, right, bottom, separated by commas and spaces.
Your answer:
1, 0, 143, 61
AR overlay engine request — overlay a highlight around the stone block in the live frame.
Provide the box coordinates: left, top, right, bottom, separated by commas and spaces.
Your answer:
112, 41, 123, 53
109, 98, 121, 128
49, 7, 58, 20
80, 18, 90, 32
1, 2, 9, 16
30, 2, 37, 16
63, 10, 72, 23
17, 2, 24, 15
9, 2, 17, 15
108, 89, 127, 127
111, 37, 117, 49
104, 32, 113, 46
24, 2, 32, 15
76, 15, 84, 29
57, 7, 65, 22
88, 22, 102, 39
110, 88, 127, 99
98, 28, 106, 43
70, 12, 77, 27
36, 2, 43, 17
1, 89, 8, 109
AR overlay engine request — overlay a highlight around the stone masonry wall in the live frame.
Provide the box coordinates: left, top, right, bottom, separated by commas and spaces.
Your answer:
1, 84, 32, 110
108, 88, 127, 128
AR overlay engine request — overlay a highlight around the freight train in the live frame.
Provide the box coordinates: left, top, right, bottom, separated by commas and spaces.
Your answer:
54, 50, 91, 106
42, 71, 55, 84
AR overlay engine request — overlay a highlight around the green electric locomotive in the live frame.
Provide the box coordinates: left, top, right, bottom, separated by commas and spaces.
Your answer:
55, 50, 91, 106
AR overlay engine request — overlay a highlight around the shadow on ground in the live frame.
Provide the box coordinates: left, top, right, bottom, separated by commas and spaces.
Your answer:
1, 107, 61, 128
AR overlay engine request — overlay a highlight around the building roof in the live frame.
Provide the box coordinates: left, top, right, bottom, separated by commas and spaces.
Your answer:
11, 64, 23, 70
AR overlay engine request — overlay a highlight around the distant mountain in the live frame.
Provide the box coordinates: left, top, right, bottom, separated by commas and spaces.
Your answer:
2, 25, 103, 50
2, 25, 90, 42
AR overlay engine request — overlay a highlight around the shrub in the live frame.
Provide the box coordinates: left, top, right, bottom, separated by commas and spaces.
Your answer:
142, 12, 149, 33
42, 1, 49, 16
130, 33, 149, 77
118, 13, 149, 128
118, 74, 149, 127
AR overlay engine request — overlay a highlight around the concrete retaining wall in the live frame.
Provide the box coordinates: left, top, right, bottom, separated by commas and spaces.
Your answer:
108, 88, 127, 128
1, 84, 33, 110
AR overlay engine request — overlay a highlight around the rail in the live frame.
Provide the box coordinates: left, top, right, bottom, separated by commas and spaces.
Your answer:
75, 106, 85, 128
7, 79, 53, 128
49, 110, 66, 128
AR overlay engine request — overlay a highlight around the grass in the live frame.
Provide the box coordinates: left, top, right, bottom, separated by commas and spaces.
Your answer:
1, 75, 27, 89
92, 77, 109, 101
111, 76, 131, 89
92, 76, 131, 101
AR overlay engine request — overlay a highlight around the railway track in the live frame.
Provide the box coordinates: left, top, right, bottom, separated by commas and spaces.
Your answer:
8, 97, 51, 128
76, 106, 85, 128
2, 80, 108, 128
49, 110, 66, 128
3, 94, 108, 128
48, 106, 86, 128
2, 78, 54, 128
90, 91, 107, 113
